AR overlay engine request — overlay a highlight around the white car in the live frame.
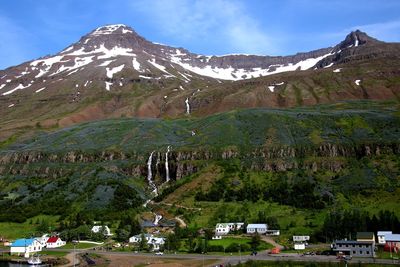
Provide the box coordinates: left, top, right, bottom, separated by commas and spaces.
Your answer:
155, 252, 164, 255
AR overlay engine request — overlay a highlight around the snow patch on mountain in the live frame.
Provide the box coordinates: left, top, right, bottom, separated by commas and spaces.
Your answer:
105, 81, 113, 91
106, 64, 125, 78
3, 83, 32, 96
148, 59, 175, 77
99, 60, 115, 67
169, 52, 333, 81
132, 57, 142, 71
91, 24, 130, 35
35, 87, 46, 93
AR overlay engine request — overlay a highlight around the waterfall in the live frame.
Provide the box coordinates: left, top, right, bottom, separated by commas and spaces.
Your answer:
147, 151, 157, 195
165, 146, 171, 182
153, 213, 163, 226
185, 98, 190, 114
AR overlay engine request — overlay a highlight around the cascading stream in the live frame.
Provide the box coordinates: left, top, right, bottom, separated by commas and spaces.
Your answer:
147, 151, 157, 195
165, 146, 171, 182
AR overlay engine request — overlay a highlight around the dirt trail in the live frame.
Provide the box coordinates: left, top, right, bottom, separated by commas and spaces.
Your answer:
174, 216, 187, 227
261, 235, 284, 250
160, 202, 201, 211
58, 252, 80, 267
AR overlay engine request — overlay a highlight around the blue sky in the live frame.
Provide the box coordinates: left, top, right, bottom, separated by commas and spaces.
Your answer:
1, 0, 400, 70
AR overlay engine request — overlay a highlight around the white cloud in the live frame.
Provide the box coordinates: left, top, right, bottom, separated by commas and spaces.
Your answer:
132, 0, 279, 55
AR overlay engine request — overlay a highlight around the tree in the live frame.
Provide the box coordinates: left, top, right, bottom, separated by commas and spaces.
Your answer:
250, 233, 261, 251
116, 226, 131, 242
37, 219, 50, 234
166, 233, 180, 251
139, 233, 148, 251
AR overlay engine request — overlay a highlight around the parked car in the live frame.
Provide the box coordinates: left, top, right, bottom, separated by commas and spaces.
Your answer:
155, 251, 164, 255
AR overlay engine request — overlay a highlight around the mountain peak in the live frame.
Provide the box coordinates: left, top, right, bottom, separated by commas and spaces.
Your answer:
90, 24, 135, 36
337, 29, 379, 50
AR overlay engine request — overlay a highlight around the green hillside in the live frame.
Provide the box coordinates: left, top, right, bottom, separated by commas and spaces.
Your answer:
0, 100, 399, 241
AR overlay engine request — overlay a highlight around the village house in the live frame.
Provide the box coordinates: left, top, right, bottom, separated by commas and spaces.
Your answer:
384, 233, 400, 253
10, 238, 43, 257
293, 235, 310, 250
356, 232, 376, 243
46, 236, 66, 248
215, 223, 244, 235
377, 231, 392, 245
332, 240, 375, 258
246, 224, 268, 234
129, 234, 165, 251
91, 225, 112, 236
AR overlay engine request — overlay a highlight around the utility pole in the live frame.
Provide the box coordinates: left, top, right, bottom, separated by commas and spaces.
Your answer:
239, 244, 241, 263
72, 239, 78, 267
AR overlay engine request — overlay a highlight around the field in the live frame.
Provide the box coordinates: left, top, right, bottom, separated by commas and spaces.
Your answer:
62, 242, 100, 249
0, 215, 59, 240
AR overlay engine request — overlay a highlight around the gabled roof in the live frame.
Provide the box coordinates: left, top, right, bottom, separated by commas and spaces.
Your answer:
377, 231, 392, 236
247, 224, 267, 228
11, 238, 37, 247
47, 236, 59, 243
385, 234, 400, 242
357, 232, 374, 239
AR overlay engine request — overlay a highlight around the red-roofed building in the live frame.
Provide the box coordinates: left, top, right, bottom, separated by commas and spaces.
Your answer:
46, 236, 66, 248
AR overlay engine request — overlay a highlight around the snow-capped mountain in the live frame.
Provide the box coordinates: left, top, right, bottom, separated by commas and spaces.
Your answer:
0, 24, 399, 137
0, 24, 378, 96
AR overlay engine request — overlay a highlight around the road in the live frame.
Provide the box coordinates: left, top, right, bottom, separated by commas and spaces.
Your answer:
91, 250, 400, 266
2, 248, 400, 266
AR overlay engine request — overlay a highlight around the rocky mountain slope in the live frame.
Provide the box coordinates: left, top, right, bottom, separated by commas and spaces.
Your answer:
0, 25, 399, 141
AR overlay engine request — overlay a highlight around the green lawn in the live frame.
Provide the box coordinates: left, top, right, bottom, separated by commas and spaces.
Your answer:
0, 215, 59, 240
209, 237, 251, 247
62, 242, 100, 249
41, 250, 68, 257
209, 237, 272, 251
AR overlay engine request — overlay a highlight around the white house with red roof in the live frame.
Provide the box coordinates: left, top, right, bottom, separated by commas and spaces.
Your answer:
46, 236, 66, 248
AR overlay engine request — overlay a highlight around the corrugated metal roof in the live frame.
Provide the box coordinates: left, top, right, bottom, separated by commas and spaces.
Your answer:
247, 224, 267, 228
386, 234, 400, 242
11, 238, 37, 247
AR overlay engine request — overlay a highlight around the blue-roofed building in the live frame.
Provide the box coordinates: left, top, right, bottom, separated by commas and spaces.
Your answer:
10, 238, 43, 257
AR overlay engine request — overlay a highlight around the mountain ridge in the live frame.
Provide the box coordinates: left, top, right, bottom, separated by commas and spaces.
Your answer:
0, 24, 399, 141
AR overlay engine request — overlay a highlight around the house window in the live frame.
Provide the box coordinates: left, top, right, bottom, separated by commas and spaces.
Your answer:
366, 251, 370, 254
359, 251, 363, 254
353, 251, 356, 254
346, 245, 348, 247
359, 245, 362, 248
352, 245, 355, 247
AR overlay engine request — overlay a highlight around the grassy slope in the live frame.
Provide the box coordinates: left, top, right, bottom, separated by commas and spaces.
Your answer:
0, 100, 399, 238
0, 215, 59, 239
3, 100, 399, 153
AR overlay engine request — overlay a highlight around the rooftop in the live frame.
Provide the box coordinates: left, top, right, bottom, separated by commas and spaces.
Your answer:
357, 232, 374, 239
11, 238, 37, 247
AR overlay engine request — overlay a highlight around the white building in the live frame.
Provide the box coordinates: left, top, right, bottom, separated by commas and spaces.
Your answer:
46, 236, 66, 248
377, 231, 392, 245
91, 225, 112, 236
293, 235, 310, 250
246, 224, 268, 234
215, 223, 244, 235
129, 234, 165, 251
294, 243, 306, 250
10, 238, 43, 257
293, 235, 310, 242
